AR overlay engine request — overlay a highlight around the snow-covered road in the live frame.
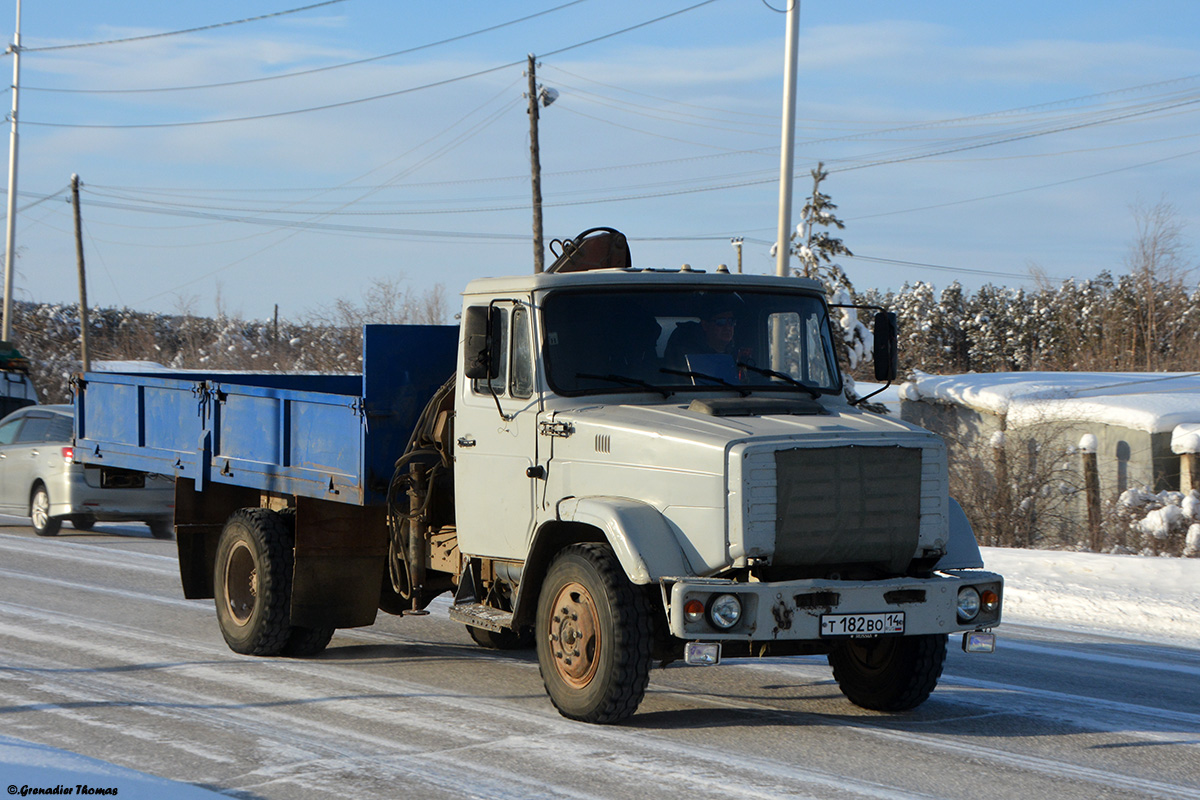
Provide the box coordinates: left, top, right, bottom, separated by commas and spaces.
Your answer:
1, 524, 1199, 800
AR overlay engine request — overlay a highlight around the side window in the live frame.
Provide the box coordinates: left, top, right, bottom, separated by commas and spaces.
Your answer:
46, 416, 73, 442
510, 305, 534, 399
15, 415, 51, 443
471, 306, 509, 396
0, 417, 22, 445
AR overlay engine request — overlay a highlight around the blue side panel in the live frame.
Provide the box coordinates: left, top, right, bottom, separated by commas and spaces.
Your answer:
218, 393, 282, 465
85, 382, 141, 445
75, 323, 460, 507
144, 384, 201, 452
290, 400, 360, 474
361, 324, 458, 505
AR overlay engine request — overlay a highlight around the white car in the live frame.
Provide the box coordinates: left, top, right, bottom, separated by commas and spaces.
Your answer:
0, 404, 174, 537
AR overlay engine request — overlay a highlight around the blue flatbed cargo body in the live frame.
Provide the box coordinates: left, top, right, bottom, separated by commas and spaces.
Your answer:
74, 325, 458, 506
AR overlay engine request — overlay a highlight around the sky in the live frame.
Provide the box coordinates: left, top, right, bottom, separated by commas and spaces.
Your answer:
1, 0, 1198, 320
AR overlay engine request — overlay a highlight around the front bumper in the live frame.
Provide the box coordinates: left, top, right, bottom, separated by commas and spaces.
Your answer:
663, 570, 1002, 640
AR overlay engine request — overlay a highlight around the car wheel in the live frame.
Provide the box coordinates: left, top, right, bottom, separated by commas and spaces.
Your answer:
147, 518, 173, 539
72, 515, 96, 531
30, 485, 61, 537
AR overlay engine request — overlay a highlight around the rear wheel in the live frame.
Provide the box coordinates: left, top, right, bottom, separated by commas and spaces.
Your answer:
535, 543, 652, 723
214, 509, 294, 656
31, 485, 61, 537
466, 624, 534, 650
282, 625, 336, 657
147, 518, 173, 539
827, 634, 947, 711
71, 515, 96, 531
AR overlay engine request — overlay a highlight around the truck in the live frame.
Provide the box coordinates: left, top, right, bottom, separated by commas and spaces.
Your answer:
72, 228, 1002, 724
0, 340, 38, 418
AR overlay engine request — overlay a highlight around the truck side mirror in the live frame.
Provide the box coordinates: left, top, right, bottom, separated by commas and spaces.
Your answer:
463, 305, 499, 380
872, 311, 899, 383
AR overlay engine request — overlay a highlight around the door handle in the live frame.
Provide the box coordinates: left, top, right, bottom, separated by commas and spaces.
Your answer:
457, 436, 477, 448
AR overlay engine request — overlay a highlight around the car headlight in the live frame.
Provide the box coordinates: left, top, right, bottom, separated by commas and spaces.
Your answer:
709, 594, 742, 629
957, 586, 981, 622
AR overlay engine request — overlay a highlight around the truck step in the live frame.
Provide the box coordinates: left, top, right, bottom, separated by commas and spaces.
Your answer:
448, 603, 514, 633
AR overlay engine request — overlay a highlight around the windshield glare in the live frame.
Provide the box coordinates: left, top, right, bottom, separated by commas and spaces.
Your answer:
542, 288, 841, 395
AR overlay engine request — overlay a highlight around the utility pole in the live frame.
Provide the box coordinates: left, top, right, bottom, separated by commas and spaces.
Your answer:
731, 238, 743, 273
2, 0, 22, 341
773, 0, 799, 277
71, 174, 90, 372
527, 54, 544, 274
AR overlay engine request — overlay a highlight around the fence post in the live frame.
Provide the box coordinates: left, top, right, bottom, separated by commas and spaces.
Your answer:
1079, 433, 1101, 551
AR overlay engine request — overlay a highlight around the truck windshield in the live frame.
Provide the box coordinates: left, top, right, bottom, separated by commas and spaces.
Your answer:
541, 288, 842, 396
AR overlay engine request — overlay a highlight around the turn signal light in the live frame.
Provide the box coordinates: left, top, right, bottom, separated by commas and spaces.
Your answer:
684, 599, 706, 623
981, 589, 1000, 613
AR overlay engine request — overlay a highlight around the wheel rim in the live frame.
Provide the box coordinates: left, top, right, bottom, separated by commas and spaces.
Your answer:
223, 540, 258, 627
31, 490, 49, 529
546, 581, 601, 689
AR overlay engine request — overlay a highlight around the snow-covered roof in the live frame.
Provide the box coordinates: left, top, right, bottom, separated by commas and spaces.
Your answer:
901, 371, 1200, 434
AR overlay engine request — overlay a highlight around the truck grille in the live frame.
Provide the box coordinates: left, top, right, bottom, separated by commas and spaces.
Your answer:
774, 445, 921, 574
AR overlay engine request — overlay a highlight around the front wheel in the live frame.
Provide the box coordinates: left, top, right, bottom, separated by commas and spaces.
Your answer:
827, 634, 947, 711
535, 543, 652, 724
214, 509, 295, 656
31, 485, 61, 537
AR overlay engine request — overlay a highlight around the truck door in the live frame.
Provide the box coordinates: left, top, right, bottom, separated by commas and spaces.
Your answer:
454, 301, 540, 560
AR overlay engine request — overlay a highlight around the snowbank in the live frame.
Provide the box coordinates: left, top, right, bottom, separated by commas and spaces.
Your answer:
903, 371, 1200, 434
982, 546, 1200, 648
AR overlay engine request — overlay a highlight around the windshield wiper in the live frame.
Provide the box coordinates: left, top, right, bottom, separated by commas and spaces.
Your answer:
575, 372, 673, 398
658, 367, 751, 397
737, 362, 821, 399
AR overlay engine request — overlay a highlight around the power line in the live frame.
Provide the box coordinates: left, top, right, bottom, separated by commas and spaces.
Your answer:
19, 0, 723, 130
20, 1, 349, 53
847, 146, 1200, 222
846, 254, 1052, 282
22, 1, 589, 94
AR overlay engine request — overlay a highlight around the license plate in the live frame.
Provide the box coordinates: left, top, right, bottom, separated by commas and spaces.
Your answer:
820, 612, 904, 637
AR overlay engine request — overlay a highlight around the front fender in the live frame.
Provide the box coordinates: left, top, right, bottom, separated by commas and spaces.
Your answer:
556, 496, 693, 584
934, 497, 984, 570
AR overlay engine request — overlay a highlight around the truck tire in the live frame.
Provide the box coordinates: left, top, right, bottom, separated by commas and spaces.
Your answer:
535, 543, 653, 724
214, 508, 295, 656
827, 634, 947, 712
282, 625, 336, 657
31, 485, 61, 537
466, 624, 534, 650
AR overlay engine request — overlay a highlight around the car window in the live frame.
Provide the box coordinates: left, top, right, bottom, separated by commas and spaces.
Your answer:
45, 416, 73, 442
0, 417, 21, 445
15, 415, 52, 443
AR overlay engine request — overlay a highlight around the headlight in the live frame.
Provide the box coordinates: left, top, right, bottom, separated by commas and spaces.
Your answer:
709, 594, 742, 629
957, 587, 981, 622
